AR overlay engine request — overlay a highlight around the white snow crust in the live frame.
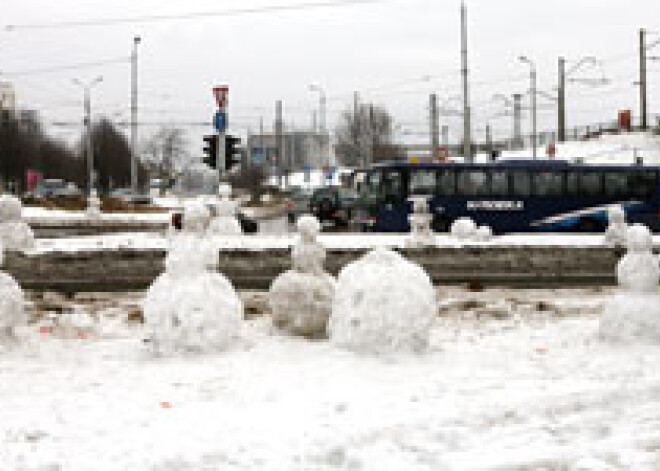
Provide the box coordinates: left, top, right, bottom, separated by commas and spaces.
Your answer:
329, 248, 436, 353
2, 288, 660, 470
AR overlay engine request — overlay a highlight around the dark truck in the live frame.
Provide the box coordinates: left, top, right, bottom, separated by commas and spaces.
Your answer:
309, 186, 359, 226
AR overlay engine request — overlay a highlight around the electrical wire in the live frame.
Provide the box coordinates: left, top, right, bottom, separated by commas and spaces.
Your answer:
3, 0, 383, 31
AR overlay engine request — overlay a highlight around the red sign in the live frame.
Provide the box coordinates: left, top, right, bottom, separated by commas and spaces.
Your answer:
212, 85, 229, 109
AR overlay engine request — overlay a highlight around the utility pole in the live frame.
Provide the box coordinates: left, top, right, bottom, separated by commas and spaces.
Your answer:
640, 28, 648, 130
353, 91, 362, 167
441, 125, 449, 149
368, 104, 375, 166
461, 2, 472, 161
513, 93, 522, 149
485, 124, 493, 159
130, 36, 141, 195
519, 56, 537, 159
429, 93, 440, 161
558, 56, 566, 142
73, 76, 103, 196
275, 100, 284, 186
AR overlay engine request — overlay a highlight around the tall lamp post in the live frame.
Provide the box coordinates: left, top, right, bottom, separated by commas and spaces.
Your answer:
519, 55, 537, 159
131, 36, 141, 195
72, 76, 103, 195
308, 83, 328, 168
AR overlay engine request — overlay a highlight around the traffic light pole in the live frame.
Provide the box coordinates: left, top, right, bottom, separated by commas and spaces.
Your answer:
217, 131, 226, 180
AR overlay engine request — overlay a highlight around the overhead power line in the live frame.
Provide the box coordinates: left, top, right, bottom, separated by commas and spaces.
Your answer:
3, 0, 382, 31
1, 57, 129, 77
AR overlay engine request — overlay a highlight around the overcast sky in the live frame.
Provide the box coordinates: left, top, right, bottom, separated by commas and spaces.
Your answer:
1, 0, 659, 154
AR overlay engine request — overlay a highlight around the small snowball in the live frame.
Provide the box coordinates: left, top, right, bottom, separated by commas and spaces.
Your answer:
450, 217, 477, 240
329, 248, 436, 354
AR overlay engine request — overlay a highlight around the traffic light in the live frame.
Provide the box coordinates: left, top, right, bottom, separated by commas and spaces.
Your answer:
202, 134, 218, 169
225, 135, 242, 171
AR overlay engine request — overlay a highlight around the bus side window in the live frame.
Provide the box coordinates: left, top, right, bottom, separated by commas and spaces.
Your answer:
533, 172, 563, 197
491, 170, 508, 197
409, 169, 437, 196
511, 170, 531, 197
566, 171, 578, 197
437, 169, 456, 196
579, 171, 603, 197
457, 170, 489, 196
628, 170, 656, 199
604, 171, 628, 199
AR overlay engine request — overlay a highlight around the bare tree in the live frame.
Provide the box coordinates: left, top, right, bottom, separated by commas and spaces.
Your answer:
334, 103, 405, 167
142, 126, 190, 177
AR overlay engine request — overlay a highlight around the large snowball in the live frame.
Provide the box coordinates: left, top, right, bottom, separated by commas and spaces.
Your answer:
0, 195, 35, 251
329, 248, 436, 354
269, 271, 335, 338
143, 270, 243, 354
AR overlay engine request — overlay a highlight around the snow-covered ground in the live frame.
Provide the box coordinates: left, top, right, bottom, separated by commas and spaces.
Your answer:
24, 231, 660, 255
1, 287, 659, 470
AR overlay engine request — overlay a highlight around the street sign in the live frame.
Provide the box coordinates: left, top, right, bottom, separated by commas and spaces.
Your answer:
214, 110, 227, 132
212, 85, 229, 109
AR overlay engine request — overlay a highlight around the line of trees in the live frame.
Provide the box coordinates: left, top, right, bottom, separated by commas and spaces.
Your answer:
0, 110, 146, 194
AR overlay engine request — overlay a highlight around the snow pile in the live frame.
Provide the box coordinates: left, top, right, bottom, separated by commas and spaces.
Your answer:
0, 195, 35, 251
474, 225, 493, 242
329, 248, 436, 353
600, 224, 660, 343
269, 216, 335, 338
450, 217, 477, 239
603, 204, 627, 247
143, 200, 243, 354
86, 189, 102, 220
207, 183, 241, 236
0, 237, 26, 343
405, 198, 435, 248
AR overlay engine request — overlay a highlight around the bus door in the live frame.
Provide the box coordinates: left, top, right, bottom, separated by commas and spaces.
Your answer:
374, 169, 408, 231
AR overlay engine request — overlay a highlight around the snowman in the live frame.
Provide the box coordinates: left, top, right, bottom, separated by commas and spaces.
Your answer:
0, 237, 26, 343
268, 215, 336, 338
600, 224, 660, 343
207, 183, 242, 236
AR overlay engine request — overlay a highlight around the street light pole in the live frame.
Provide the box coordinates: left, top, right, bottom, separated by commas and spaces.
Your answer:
519, 56, 537, 159
131, 36, 141, 194
72, 76, 103, 196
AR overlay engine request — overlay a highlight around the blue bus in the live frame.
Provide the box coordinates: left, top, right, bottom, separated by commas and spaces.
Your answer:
355, 160, 660, 233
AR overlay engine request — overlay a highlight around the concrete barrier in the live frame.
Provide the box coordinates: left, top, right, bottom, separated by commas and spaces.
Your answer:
3, 245, 625, 293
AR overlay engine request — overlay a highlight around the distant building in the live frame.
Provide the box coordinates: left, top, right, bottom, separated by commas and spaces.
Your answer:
0, 81, 16, 111
247, 130, 328, 172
